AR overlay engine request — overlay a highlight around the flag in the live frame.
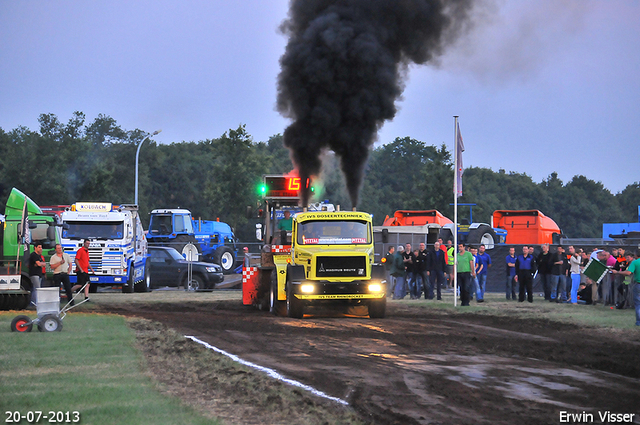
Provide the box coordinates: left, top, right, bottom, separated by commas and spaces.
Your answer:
21, 198, 30, 249
455, 122, 464, 198
23, 217, 30, 246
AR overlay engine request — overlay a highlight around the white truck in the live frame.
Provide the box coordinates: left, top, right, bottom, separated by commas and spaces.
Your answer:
60, 202, 149, 293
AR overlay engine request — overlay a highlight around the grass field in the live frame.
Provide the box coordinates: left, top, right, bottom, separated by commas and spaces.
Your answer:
0, 313, 219, 425
1, 289, 636, 425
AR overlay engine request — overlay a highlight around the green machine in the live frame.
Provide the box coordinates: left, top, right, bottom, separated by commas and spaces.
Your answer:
1, 188, 61, 310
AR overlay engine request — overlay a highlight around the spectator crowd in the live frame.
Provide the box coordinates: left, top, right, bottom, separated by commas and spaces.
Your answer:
384, 241, 640, 327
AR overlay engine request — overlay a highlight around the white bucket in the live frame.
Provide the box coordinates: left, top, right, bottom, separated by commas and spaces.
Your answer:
37, 288, 60, 317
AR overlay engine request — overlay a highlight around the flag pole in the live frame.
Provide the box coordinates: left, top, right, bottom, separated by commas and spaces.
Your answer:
453, 116, 458, 307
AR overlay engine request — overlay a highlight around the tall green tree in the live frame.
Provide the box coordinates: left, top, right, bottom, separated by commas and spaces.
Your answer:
616, 182, 640, 224
459, 168, 549, 224
2, 112, 638, 241
203, 125, 267, 239
360, 137, 455, 224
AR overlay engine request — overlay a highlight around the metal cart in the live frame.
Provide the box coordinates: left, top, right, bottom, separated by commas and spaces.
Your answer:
10, 285, 88, 332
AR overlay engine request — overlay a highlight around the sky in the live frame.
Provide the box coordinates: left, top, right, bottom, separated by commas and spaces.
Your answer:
1, 1, 639, 194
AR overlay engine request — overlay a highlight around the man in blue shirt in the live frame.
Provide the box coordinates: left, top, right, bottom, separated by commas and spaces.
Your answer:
505, 247, 517, 300
515, 245, 536, 303
470, 247, 484, 302
477, 244, 491, 302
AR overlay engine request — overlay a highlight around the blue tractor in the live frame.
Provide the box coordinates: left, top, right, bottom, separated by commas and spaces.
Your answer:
147, 209, 238, 273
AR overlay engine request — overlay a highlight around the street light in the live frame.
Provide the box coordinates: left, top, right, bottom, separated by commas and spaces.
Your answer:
135, 129, 162, 206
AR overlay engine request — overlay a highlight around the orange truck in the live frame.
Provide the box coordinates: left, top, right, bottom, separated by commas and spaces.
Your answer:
382, 210, 453, 227
381, 209, 562, 247
491, 210, 562, 245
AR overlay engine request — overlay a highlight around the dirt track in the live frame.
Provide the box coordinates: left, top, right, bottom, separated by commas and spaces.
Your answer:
99, 298, 640, 425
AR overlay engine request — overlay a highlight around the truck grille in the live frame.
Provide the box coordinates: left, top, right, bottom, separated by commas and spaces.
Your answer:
88, 248, 104, 272
315, 256, 366, 278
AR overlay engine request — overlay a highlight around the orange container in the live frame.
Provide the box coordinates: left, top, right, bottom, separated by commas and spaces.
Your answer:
492, 210, 561, 245
382, 210, 453, 227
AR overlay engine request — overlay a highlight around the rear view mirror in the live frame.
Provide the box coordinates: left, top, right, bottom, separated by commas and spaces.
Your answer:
381, 228, 389, 243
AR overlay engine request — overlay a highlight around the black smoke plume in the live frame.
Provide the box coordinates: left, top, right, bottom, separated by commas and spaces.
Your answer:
277, 0, 474, 207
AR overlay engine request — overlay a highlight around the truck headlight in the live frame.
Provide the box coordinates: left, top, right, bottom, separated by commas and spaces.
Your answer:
368, 283, 383, 293
300, 284, 315, 293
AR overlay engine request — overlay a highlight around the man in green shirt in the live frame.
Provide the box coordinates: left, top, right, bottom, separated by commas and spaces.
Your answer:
616, 250, 640, 326
278, 210, 293, 232
456, 243, 476, 306
277, 210, 293, 244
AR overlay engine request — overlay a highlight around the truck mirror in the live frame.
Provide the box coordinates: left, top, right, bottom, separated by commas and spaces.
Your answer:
256, 225, 262, 241
46, 226, 56, 241
381, 228, 389, 243
29, 221, 38, 229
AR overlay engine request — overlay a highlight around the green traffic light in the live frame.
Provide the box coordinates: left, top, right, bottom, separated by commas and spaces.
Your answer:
258, 184, 267, 195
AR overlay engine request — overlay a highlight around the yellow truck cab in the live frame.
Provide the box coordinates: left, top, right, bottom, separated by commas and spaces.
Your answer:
270, 210, 387, 318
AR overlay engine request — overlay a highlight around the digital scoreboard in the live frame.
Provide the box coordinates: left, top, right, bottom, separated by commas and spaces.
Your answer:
260, 175, 311, 200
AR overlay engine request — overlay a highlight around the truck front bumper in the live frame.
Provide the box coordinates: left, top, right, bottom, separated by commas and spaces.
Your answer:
291, 280, 385, 301
69, 275, 128, 285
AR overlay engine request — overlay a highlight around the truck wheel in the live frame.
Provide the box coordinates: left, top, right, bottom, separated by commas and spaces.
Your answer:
144, 262, 152, 291
38, 314, 63, 332
122, 269, 134, 293
135, 263, 151, 292
270, 270, 285, 316
21, 275, 33, 294
15, 294, 30, 310
214, 246, 236, 274
467, 224, 497, 249
11, 315, 33, 332
3, 294, 15, 310
368, 298, 387, 319
176, 235, 201, 259
286, 282, 304, 319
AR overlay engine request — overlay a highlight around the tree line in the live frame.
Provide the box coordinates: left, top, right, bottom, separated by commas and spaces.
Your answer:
1, 112, 638, 240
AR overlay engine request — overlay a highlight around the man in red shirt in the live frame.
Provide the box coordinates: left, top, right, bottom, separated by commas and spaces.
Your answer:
72, 239, 95, 301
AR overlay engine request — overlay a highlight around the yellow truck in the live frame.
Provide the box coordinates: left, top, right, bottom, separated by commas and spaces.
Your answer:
243, 180, 386, 318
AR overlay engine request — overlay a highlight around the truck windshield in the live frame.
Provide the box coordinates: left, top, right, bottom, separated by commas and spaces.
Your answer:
297, 220, 370, 245
149, 215, 171, 234
149, 214, 193, 234
63, 221, 124, 240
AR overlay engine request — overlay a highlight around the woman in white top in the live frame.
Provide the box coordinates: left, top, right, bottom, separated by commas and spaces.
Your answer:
568, 246, 582, 304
